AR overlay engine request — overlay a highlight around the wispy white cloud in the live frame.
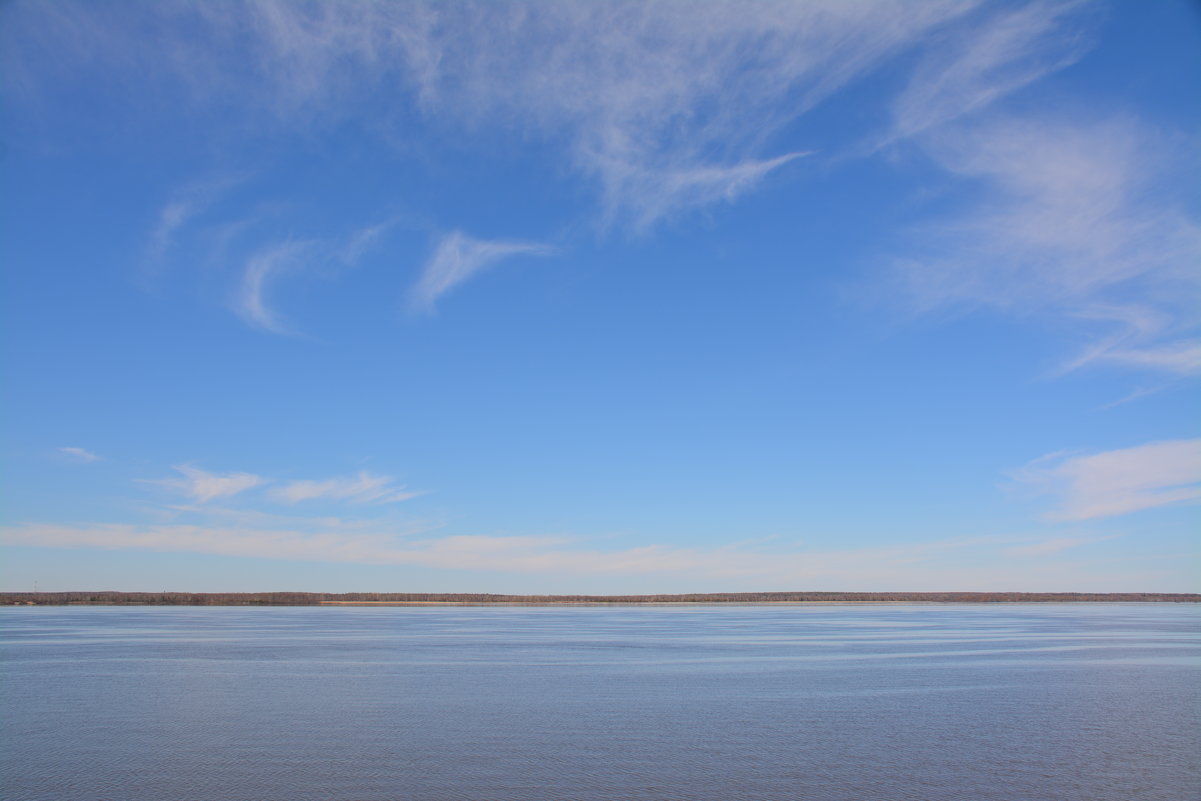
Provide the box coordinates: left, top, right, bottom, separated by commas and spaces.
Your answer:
138, 464, 423, 509
0, 523, 970, 575
893, 115, 1201, 374
58, 446, 100, 463
1012, 439, 1201, 521
2, 522, 409, 566
147, 200, 195, 264
270, 471, 423, 505
235, 240, 313, 334
1090, 341, 1201, 376
1096, 385, 1165, 411
145, 175, 246, 266
603, 153, 808, 233
340, 218, 402, 266
11, 1, 1192, 361
158, 200, 399, 332
409, 1, 974, 229
1, 1, 986, 230
888, 0, 1091, 143
0, 522, 1166, 590
410, 231, 553, 314
1006, 534, 1117, 557
142, 465, 263, 504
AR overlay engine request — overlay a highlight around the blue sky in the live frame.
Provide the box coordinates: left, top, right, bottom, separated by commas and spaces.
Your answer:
2, 0, 1198, 593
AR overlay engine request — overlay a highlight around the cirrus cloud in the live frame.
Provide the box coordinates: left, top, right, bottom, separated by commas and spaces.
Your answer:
409, 231, 554, 315
58, 446, 100, 463
1012, 439, 1201, 521
270, 471, 424, 505
141, 465, 263, 503
0, 522, 1159, 591
891, 114, 1201, 376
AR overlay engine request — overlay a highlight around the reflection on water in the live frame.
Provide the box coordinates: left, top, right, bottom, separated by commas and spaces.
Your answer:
2, 604, 1198, 801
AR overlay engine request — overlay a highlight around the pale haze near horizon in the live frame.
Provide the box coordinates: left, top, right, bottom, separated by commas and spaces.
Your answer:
1, 0, 1198, 594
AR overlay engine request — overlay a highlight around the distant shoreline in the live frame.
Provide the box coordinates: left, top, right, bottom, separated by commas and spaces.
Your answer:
2, 591, 1198, 606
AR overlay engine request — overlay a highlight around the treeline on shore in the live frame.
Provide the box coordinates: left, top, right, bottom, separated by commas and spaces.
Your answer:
2, 591, 1198, 605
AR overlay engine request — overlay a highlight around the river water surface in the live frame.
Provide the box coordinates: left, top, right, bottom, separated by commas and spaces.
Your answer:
1, 603, 1197, 800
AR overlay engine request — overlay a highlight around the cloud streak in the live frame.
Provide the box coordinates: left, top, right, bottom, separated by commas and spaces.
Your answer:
410, 231, 553, 314
140, 464, 423, 508
17, 0, 1166, 347
409, 1, 975, 229
0, 522, 1125, 589
605, 153, 808, 233
1012, 439, 1201, 521
888, 0, 1092, 143
340, 218, 403, 267
235, 240, 313, 334
142, 465, 263, 503
270, 471, 423, 505
58, 446, 100, 463
2, 0, 991, 230
892, 115, 1201, 374
145, 175, 246, 267
1006, 534, 1117, 557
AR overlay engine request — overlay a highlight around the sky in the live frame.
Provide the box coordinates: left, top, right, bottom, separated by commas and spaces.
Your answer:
1, 0, 1198, 594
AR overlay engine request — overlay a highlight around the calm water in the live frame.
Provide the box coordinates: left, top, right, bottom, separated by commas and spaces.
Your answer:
1, 604, 1197, 801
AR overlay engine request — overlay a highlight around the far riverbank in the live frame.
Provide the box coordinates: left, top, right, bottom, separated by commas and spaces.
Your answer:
3, 591, 1198, 606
